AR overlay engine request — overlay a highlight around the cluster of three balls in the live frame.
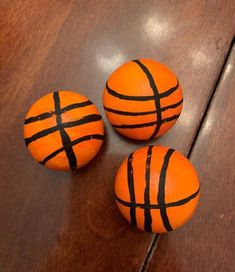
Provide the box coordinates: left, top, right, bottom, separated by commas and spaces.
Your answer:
24, 59, 200, 233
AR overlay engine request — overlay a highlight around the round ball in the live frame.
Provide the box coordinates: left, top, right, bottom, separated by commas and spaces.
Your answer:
24, 91, 104, 170
114, 145, 200, 233
103, 59, 183, 140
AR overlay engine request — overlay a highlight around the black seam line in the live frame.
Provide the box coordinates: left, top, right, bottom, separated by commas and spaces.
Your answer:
127, 153, 137, 227
40, 134, 104, 165
144, 145, 154, 232
132, 59, 162, 139
159, 80, 179, 98
161, 98, 183, 111
115, 188, 200, 209
104, 99, 183, 116
112, 114, 180, 129
24, 100, 92, 124
25, 111, 53, 124
158, 149, 175, 232
106, 83, 153, 101
24, 114, 102, 146
53, 92, 77, 170
106, 81, 179, 101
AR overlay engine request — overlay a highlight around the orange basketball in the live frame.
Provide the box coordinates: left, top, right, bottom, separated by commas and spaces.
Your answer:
24, 91, 104, 171
115, 145, 200, 233
103, 59, 183, 140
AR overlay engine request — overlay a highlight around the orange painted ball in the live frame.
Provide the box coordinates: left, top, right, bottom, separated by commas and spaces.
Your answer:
103, 59, 183, 140
114, 145, 200, 233
24, 91, 104, 171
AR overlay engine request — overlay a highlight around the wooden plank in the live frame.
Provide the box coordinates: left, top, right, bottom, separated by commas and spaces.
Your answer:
148, 44, 235, 272
0, 1, 234, 271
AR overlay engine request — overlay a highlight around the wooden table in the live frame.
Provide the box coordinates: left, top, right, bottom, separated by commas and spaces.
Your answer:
0, 1, 234, 271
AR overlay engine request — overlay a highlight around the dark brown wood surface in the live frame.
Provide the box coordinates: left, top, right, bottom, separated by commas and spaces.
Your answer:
0, 1, 234, 271
148, 45, 235, 272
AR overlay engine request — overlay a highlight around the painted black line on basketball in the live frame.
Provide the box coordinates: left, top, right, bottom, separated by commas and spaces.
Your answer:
132, 60, 162, 139
40, 134, 104, 165
104, 99, 183, 116
106, 83, 154, 101
53, 92, 77, 170
25, 125, 58, 146
24, 100, 92, 124
115, 188, 200, 209
62, 114, 101, 129
144, 145, 154, 232
127, 153, 137, 227
158, 149, 175, 231
112, 114, 180, 129
159, 80, 179, 98
104, 106, 157, 116
106, 82, 179, 101
24, 114, 102, 146
62, 100, 92, 112
24, 111, 54, 124
161, 98, 183, 111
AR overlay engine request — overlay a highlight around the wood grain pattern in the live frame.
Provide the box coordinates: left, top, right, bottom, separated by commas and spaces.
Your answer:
148, 45, 235, 272
0, 1, 234, 271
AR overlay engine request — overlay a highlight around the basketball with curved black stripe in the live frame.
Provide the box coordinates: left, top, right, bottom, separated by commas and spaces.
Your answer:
114, 145, 200, 233
24, 91, 104, 171
103, 59, 183, 140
